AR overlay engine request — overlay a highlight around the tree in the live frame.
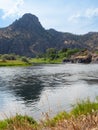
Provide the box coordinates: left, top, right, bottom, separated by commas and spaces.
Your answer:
61, 48, 68, 53
21, 57, 29, 63
66, 48, 79, 58
46, 48, 58, 60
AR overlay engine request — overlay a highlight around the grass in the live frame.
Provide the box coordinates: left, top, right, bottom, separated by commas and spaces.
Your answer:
0, 114, 38, 130
1, 98, 98, 130
0, 121, 8, 130
70, 98, 98, 117
0, 57, 62, 67
0, 60, 32, 67
31, 58, 62, 64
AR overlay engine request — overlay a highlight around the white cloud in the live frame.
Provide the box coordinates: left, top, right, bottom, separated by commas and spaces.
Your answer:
68, 13, 81, 23
0, 0, 24, 19
85, 8, 98, 18
68, 8, 98, 22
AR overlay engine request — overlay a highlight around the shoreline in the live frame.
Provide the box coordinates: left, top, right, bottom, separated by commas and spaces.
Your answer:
0, 98, 98, 130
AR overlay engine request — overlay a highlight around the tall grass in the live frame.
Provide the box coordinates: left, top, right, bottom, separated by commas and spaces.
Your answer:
0, 114, 37, 130
42, 98, 98, 129
71, 98, 98, 117
0, 98, 98, 130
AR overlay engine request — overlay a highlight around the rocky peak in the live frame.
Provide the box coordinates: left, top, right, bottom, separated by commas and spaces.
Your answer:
10, 13, 43, 30
21, 13, 41, 26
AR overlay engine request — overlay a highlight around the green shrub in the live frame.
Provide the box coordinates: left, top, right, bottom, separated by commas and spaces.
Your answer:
0, 121, 8, 130
1, 54, 16, 61
21, 57, 29, 63
70, 98, 98, 117
66, 48, 79, 58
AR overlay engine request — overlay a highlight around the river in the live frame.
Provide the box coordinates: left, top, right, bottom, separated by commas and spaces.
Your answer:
0, 64, 98, 120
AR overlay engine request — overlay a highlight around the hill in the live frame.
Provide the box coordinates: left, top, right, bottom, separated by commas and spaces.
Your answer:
0, 13, 98, 57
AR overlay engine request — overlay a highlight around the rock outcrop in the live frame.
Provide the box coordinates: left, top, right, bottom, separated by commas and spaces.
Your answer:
63, 50, 98, 64
72, 54, 92, 63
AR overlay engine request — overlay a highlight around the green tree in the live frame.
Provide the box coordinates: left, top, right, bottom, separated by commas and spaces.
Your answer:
21, 57, 29, 63
46, 48, 58, 60
66, 48, 79, 58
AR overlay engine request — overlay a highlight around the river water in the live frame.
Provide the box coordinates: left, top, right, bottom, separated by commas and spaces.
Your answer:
0, 64, 98, 120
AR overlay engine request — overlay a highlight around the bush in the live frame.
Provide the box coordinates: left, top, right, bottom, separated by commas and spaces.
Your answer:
1, 54, 16, 61
21, 57, 29, 63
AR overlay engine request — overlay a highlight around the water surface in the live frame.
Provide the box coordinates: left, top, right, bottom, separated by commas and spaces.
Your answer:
0, 64, 98, 119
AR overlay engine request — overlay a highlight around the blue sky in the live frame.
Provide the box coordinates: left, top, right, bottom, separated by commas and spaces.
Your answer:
0, 0, 98, 34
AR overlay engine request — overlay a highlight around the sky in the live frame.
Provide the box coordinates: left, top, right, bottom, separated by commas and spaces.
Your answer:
0, 0, 98, 34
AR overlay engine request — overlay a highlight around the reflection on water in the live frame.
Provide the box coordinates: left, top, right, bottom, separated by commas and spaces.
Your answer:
0, 64, 98, 119
10, 76, 43, 103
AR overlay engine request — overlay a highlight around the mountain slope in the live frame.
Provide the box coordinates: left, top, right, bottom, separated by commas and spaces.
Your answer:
0, 13, 98, 57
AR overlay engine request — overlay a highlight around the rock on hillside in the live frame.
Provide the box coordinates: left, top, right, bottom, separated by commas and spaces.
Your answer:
63, 50, 98, 63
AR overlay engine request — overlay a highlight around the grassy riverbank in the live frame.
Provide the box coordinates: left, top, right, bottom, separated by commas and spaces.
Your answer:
0, 54, 32, 66
1, 98, 98, 130
0, 58, 61, 67
0, 53, 64, 66
0, 48, 93, 66
30, 58, 62, 64
0, 48, 98, 66
0, 60, 31, 66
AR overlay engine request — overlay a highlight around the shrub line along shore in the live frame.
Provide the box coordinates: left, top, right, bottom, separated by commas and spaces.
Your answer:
0, 48, 98, 66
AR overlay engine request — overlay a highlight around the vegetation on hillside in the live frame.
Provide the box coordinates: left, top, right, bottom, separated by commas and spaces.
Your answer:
0, 98, 98, 130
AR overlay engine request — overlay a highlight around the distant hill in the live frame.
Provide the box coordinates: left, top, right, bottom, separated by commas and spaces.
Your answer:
0, 13, 98, 57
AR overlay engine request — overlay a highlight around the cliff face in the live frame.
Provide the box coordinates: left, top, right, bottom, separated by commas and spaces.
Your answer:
0, 13, 98, 57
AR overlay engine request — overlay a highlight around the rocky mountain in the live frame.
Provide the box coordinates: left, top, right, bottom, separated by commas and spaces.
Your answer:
0, 13, 98, 57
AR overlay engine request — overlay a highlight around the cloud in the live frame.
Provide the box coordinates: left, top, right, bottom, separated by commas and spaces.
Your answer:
68, 8, 98, 23
0, 0, 24, 19
68, 13, 81, 23
85, 8, 98, 18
